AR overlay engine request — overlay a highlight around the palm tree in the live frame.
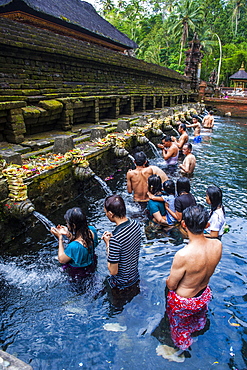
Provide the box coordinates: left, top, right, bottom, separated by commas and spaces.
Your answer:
231, 0, 245, 36
168, 0, 204, 65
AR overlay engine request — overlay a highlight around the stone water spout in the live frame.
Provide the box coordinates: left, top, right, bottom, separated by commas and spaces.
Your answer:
137, 135, 161, 158
113, 147, 129, 158
4, 199, 35, 219
113, 146, 135, 166
136, 135, 149, 145
151, 128, 163, 136
74, 166, 95, 181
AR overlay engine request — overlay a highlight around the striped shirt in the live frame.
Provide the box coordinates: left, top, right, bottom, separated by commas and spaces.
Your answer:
108, 219, 141, 289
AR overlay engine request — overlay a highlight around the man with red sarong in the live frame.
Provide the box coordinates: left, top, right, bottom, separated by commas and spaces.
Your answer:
166, 205, 222, 350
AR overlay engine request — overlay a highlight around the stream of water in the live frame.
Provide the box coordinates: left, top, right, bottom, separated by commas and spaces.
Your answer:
0, 116, 246, 369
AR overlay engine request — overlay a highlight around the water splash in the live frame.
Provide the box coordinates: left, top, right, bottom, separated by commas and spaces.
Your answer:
93, 174, 112, 195
0, 261, 65, 289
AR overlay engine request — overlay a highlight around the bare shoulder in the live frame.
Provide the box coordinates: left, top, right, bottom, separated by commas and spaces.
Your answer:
210, 238, 222, 249
127, 169, 135, 178
175, 244, 190, 258
144, 167, 153, 175
205, 237, 222, 257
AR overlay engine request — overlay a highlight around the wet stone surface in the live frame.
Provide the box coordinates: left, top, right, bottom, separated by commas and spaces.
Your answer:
0, 351, 32, 370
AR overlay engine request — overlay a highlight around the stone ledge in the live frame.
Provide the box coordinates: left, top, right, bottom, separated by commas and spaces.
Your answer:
0, 101, 26, 109
0, 350, 33, 370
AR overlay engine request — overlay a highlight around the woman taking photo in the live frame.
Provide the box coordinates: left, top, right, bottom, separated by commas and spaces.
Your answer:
50, 207, 98, 278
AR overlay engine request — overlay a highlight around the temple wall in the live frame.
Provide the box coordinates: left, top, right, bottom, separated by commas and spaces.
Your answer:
0, 17, 193, 143
204, 97, 247, 117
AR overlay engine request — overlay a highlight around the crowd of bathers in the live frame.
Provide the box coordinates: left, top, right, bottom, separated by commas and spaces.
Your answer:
50, 108, 225, 352
50, 108, 225, 286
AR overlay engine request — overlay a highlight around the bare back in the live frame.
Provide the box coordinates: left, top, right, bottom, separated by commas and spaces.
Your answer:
127, 166, 153, 201
167, 236, 222, 298
203, 115, 214, 128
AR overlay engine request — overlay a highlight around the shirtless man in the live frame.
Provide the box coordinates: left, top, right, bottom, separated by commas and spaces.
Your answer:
171, 122, 189, 150
165, 205, 222, 349
127, 151, 153, 202
202, 110, 214, 129
149, 165, 168, 183
186, 117, 201, 143
157, 136, 179, 166
179, 143, 196, 175
166, 204, 222, 297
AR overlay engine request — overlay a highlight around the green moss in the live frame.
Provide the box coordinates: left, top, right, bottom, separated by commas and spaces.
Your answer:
22, 106, 42, 118
22, 89, 40, 96
39, 100, 63, 111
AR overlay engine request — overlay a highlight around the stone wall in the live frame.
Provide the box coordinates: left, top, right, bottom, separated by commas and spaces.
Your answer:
204, 97, 247, 117
0, 17, 193, 143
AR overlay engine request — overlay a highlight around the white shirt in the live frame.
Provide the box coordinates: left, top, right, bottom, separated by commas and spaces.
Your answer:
206, 208, 225, 236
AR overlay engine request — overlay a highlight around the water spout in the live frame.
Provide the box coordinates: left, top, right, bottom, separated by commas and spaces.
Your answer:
113, 147, 129, 158
93, 174, 112, 195
151, 128, 163, 136
146, 139, 162, 158
32, 210, 56, 231
136, 135, 161, 159
4, 199, 35, 219
127, 154, 135, 165
74, 166, 95, 181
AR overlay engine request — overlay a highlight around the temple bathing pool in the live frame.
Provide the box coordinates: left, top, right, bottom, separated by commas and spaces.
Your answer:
0, 116, 246, 369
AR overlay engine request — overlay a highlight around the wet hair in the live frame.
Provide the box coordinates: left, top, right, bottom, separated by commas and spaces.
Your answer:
206, 185, 225, 216
179, 123, 187, 131
163, 179, 175, 195
148, 175, 162, 195
163, 136, 172, 142
64, 207, 93, 250
183, 142, 192, 151
176, 177, 191, 195
134, 151, 147, 166
183, 205, 209, 235
104, 194, 126, 218
209, 110, 214, 115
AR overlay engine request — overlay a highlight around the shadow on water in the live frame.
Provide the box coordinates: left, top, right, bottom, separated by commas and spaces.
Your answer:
0, 116, 247, 369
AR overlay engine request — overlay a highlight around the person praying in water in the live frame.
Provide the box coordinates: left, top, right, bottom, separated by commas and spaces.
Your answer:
50, 207, 98, 278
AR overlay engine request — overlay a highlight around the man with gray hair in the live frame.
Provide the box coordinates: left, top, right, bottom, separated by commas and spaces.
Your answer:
179, 143, 196, 175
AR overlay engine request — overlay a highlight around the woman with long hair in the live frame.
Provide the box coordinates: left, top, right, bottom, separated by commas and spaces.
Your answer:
205, 185, 226, 239
50, 207, 98, 277
146, 175, 169, 225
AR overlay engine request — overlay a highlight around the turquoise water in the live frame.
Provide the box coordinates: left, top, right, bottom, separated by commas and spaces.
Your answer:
0, 116, 246, 369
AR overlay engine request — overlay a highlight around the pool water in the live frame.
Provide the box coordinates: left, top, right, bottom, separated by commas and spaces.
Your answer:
0, 116, 246, 369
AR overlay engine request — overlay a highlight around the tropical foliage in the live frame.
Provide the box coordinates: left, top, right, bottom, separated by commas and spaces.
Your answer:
98, 0, 247, 86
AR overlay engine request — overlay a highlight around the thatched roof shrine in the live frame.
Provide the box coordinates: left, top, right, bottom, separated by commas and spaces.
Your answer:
229, 63, 247, 90
0, 0, 137, 52
230, 63, 247, 80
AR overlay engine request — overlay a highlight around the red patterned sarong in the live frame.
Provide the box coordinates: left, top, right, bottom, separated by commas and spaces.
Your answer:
166, 286, 212, 350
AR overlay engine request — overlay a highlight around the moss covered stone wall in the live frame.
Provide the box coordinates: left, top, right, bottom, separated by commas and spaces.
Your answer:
0, 17, 193, 143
